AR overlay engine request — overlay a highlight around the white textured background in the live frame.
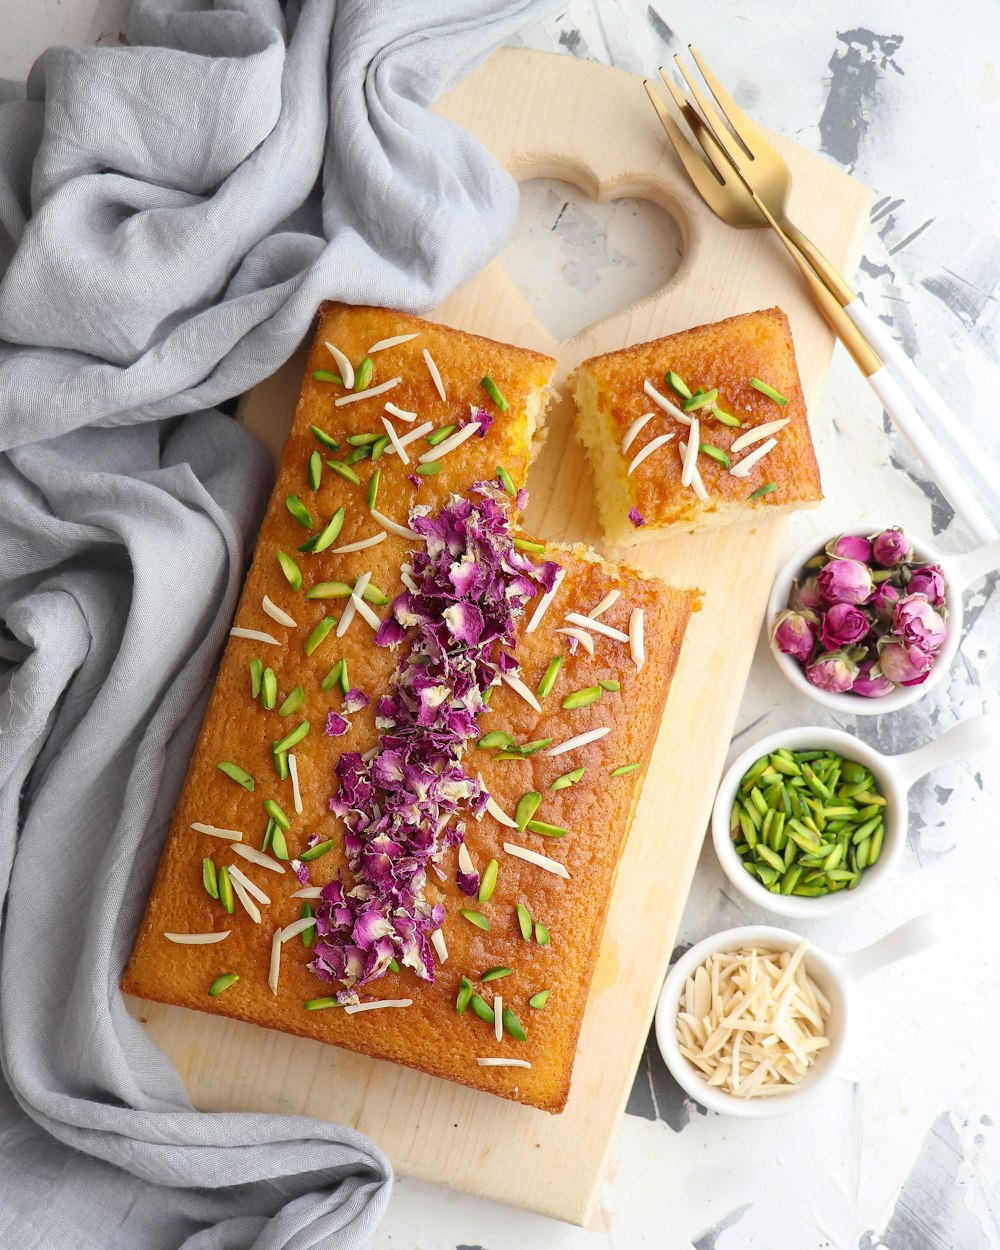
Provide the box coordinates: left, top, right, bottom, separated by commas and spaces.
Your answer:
4, 4, 999, 1248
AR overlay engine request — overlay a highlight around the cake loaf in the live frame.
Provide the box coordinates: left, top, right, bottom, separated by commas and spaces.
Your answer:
123, 304, 696, 1114
574, 307, 822, 544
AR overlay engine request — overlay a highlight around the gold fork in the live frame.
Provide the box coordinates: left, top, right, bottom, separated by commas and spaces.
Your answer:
645, 50, 998, 543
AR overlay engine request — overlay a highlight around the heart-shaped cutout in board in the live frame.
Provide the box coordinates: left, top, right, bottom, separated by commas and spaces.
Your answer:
158, 48, 871, 1226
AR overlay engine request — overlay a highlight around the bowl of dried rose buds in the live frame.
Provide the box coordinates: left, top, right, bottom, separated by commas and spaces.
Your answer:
766, 524, 982, 714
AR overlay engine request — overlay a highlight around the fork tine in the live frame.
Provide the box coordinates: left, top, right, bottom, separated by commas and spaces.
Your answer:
643, 80, 726, 204
688, 45, 765, 160
654, 70, 740, 194
672, 55, 752, 172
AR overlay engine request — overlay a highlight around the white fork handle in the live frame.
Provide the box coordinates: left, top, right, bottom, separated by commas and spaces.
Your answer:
848, 298, 1000, 533
866, 366, 998, 544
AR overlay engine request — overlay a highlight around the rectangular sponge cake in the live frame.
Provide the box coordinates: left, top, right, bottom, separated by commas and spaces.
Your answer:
574, 307, 822, 545
122, 303, 695, 1114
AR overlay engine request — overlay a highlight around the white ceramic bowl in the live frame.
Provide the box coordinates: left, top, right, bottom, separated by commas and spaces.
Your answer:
655, 915, 938, 1118
711, 717, 1000, 920
767, 526, 1000, 716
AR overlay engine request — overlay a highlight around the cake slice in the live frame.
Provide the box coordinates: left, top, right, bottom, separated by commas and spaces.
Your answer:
574, 307, 822, 544
123, 304, 695, 1114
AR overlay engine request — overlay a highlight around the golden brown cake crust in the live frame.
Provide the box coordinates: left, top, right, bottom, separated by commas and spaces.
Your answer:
575, 307, 822, 542
123, 304, 694, 1114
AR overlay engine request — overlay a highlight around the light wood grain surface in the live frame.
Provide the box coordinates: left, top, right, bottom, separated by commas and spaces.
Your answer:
126, 48, 870, 1224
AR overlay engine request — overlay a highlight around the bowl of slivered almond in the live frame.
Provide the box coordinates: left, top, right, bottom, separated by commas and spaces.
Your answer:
654, 915, 938, 1117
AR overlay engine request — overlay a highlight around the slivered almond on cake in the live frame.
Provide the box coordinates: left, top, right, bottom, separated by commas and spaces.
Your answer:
573, 307, 823, 544
123, 304, 696, 1114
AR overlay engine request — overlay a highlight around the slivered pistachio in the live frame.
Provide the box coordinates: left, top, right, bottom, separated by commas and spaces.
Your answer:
416, 462, 440, 475
202, 857, 219, 900
338, 658, 350, 695
528, 989, 550, 1010
481, 966, 512, 982
665, 370, 692, 400
347, 432, 381, 447
552, 766, 585, 791
513, 537, 546, 553
495, 751, 525, 762
250, 658, 263, 699
301, 839, 334, 861
363, 584, 389, 606
273, 720, 310, 755
711, 404, 741, 427
354, 356, 373, 391
537, 657, 562, 699
270, 826, 289, 860
456, 976, 474, 1014
367, 468, 381, 510
309, 422, 340, 450
307, 581, 353, 600
526, 819, 566, 838
748, 482, 778, 501
478, 730, 514, 749
278, 684, 304, 717
261, 667, 277, 710
519, 738, 553, 755
286, 494, 312, 529
516, 903, 532, 941
502, 1005, 527, 1041
481, 376, 509, 410
305, 996, 341, 1010
218, 865, 235, 914
218, 761, 254, 791
371, 435, 390, 460
611, 763, 640, 777
515, 792, 542, 832
308, 451, 322, 491
750, 377, 789, 406
326, 460, 361, 485
388, 958, 401, 973
277, 551, 303, 592
534, 921, 550, 945
208, 973, 239, 997
303, 616, 337, 656
478, 858, 499, 904
311, 508, 346, 553
301, 902, 316, 948
470, 994, 495, 1025
321, 659, 344, 692
311, 371, 343, 387
262, 816, 275, 851
263, 798, 290, 831
562, 684, 602, 710
496, 465, 517, 496
683, 387, 718, 412
599, 679, 620, 692
426, 423, 457, 447
460, 908, 490, 932
699, 443, 731, 468
345, 445, 371, 465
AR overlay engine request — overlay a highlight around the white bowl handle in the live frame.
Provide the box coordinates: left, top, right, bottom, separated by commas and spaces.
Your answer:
948, 538, 1000, 592
890, 713, 1000, 793
834, 913, 940, 982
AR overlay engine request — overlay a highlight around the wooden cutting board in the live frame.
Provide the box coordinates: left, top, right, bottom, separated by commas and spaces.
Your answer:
127, 48, 870, 1224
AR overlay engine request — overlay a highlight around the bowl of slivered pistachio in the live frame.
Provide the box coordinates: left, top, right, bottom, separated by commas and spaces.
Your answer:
655, 915, 938, 1117
711, 717, 1000, 919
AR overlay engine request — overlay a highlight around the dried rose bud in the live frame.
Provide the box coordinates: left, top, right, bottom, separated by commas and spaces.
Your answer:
771, 608, 819, 663
805, 649, 859, 693
906, 564, 947, 607
852, 658, 895, 698
871, 527, 912, 567
791, 575, 824, 612
870, 580, 901, 623
817, 558, 874, 605
877, 635, 935, 686
826, 533, 873, 562
892, 593, 947, 652
820, 603, 870, 649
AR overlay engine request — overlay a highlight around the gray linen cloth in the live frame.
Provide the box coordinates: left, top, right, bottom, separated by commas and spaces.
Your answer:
0, 1, 559, 1245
